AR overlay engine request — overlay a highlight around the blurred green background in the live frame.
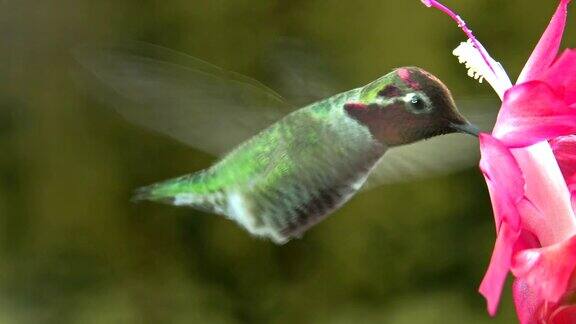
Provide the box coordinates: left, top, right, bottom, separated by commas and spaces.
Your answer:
1, 0, 575, 323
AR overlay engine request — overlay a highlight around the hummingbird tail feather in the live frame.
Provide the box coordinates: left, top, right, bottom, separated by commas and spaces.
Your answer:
131, 172, 227, 213
131, 183, 198, 205
131, 180, 182, 204
131, 185, 155, 203
131, 183, 175, 204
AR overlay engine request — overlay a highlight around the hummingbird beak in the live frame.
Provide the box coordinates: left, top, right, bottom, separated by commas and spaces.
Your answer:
451, 122, 480, 137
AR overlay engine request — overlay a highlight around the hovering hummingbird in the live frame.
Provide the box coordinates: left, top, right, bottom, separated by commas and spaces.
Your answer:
76, 43, 482, 244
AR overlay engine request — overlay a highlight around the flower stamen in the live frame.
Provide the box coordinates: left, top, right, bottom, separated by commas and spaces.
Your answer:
421, 0, 513, 99
454, 40, 486, 83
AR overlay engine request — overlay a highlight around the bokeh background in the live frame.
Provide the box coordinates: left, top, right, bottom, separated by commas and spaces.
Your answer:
1, 0, 575, 323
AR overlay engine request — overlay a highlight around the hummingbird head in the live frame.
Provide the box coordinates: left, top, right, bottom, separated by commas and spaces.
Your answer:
344, 67, 479, 147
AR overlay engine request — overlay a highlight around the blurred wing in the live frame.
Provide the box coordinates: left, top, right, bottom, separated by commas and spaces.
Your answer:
364, 98, 499, 189
261, 38, 347, 107
73, 42, 295, 155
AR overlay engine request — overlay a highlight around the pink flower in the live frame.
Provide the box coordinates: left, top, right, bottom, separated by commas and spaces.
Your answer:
422, 1, 576, 322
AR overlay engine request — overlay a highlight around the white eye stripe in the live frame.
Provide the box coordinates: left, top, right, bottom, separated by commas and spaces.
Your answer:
376, 93, 418, 105
403, 93, 417, 103
374, 92, 431, 112
375, 96, 395, 106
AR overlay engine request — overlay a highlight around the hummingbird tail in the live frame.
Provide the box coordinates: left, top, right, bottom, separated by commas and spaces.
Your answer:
131, 172, 225, 210
131, 185, 157, 203
131, 182, 185, 205
131, 183, 184, 205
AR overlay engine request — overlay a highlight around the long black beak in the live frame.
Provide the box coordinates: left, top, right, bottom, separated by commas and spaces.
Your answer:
451, 122, 480, 137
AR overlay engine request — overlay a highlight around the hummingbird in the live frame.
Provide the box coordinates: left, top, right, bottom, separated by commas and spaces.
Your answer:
75, 43, 480, 244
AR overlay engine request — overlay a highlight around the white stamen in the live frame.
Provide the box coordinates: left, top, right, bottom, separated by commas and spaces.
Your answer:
453, 40, 486, 83
453, 39, 513, 99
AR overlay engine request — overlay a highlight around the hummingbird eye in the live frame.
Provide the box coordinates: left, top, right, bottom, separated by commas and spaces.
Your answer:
406, 93, 430, 114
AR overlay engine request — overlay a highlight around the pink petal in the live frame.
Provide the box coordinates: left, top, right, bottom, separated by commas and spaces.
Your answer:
517, 0, 571, 83
512, 143, 576, 246
552, 136, 576, 209
513, 278, 542, 324
479, 134, 524, 230
479, 221, 521, 315
512, 235, 576, 303
555, 135, 576, 210
478, 134, 527, 315
571, 182, 576, 213
493, 81, 576, 147
540, 49, 576, 104
551, 135, 576, 181
549, 305, 576, 324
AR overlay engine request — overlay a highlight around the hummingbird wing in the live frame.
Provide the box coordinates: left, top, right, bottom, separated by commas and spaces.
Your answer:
260, 37, 348, 107
363, 98, 499, 189
75, 41, 499, 186
73, 42, 293, 156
